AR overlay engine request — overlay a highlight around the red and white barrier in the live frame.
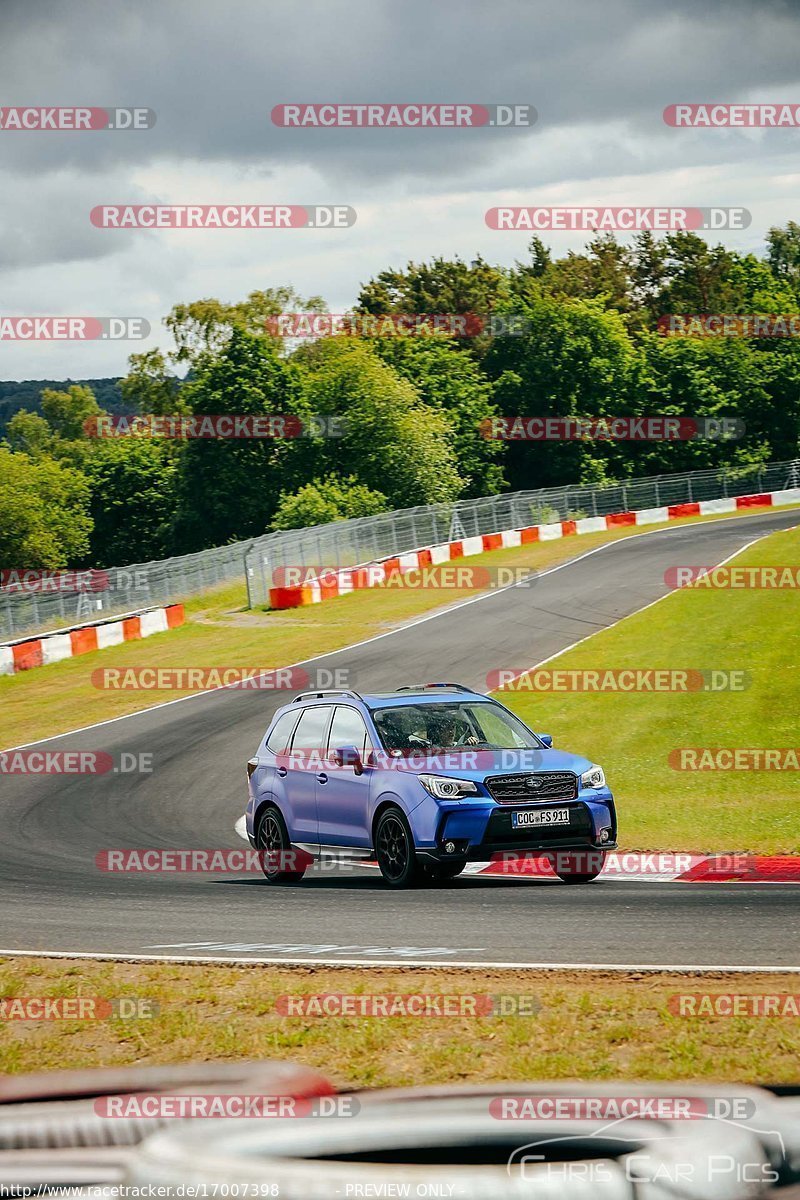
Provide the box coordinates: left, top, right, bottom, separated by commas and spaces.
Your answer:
343, 851, 800, 883
467, 851, 800, 884
0, 604, 185, 676
268, 487, 800, 610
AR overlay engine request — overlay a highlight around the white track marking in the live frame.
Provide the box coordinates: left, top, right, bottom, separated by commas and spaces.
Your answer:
491, 531, 768, 688
0, 948, 798, 973
3, 510, 796, 754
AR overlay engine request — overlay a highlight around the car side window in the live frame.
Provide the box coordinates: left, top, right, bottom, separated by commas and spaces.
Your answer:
290, 705, 333, 751
327, 705, 373, 757
265, 710, 300, 755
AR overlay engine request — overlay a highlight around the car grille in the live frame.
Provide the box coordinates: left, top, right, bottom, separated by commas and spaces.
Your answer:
486, 771, 578, 804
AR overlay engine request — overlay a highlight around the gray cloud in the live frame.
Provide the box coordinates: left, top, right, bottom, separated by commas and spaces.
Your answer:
1, 0, 799, 377
1, 0, 799, 181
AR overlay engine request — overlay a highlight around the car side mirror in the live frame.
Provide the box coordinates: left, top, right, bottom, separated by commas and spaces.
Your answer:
539, 733, 553, 748
332, 744, 364, 775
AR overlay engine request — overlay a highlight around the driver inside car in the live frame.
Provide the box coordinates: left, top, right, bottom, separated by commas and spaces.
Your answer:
430, 713, 479, 749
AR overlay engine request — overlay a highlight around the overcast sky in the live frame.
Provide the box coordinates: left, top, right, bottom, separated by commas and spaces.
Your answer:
1, 0, 799, 379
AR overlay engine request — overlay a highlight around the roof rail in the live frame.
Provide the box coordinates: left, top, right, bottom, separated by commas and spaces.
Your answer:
292, 689, 363, 703
395, 683, 475, 693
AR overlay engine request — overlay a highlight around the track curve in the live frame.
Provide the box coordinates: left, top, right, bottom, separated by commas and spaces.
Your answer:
1, 510, 799, 970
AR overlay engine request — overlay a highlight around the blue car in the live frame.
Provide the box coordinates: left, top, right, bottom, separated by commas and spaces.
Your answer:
244, 684, 617, 888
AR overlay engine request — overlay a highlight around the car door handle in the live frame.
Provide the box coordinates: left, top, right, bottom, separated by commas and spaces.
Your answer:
316, 772, 328, 784
276, 767, 287, 778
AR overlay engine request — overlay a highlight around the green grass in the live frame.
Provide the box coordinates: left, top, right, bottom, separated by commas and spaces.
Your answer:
0, 958, 798, 1085
1, 506, 790, 750
492, 524, 800, 853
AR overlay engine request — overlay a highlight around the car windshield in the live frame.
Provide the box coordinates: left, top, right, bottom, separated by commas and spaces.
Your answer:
372, 701, 541, 752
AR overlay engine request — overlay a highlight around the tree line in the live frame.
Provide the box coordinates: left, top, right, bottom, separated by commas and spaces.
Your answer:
2, 226, 800, 570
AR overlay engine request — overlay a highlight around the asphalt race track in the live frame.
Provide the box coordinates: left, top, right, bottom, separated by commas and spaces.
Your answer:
2, 510, 799, 971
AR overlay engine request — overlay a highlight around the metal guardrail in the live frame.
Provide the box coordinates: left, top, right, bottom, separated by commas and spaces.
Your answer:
2, 459, 799, 641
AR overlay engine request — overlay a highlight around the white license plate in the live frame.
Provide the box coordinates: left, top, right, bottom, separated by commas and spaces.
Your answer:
511, 807, 571, 828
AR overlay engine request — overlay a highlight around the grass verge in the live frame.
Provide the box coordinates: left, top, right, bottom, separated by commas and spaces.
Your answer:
0, 957, 798, 1086
1, 507, 793, 750
493, 524, 800, 853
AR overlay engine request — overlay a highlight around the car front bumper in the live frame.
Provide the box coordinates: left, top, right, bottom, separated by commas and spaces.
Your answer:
413, 792, 617, 864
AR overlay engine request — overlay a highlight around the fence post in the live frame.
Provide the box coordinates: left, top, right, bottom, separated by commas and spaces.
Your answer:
258, 550, 269, 607
449, 507, 466, 540
244, 545, 253, 609
2, 591, 13, 639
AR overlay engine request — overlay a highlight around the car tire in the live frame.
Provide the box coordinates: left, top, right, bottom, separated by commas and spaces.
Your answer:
555, 851, 606, 884
375, 806, 424, 889
256, 805, 306, 884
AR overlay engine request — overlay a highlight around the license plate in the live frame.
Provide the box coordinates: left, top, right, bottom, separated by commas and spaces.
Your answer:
511, 807, 571, 828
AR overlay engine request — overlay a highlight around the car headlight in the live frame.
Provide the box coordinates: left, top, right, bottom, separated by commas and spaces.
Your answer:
418, 774, 479, 800
580, 765, 606, 789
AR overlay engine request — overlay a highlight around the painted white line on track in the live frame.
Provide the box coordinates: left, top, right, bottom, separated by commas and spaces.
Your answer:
4, 509, 796, 754
149, 941, 484, 956
0, 948, 798, 973
491, 531, 767, 689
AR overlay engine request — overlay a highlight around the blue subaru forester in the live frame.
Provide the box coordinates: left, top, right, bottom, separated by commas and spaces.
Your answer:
244, 683, 617, 888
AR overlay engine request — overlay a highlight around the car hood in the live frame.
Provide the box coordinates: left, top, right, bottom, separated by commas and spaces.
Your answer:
379, 747, 594, 782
